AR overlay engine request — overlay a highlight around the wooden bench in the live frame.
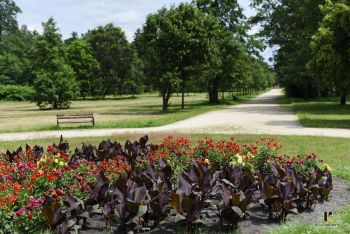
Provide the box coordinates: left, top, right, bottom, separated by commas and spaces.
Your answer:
57, 114, 95, 126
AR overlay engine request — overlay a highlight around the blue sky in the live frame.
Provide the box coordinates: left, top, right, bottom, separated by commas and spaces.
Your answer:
15, 0, 272, 61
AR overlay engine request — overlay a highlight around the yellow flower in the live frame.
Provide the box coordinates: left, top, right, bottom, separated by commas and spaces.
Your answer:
229, 161, 236, 166
204, 158, 209, 164
53, 158, 59, 163
324, 163, 332, 172
247, 152, 255, 159
237, 155, 243, 164
59, 161, 65, 166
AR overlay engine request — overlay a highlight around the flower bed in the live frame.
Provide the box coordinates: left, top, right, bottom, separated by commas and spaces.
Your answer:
0, 136, 333, 233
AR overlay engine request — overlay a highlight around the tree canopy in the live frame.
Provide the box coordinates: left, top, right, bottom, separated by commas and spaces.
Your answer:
251, 0, 326, 98
0, 0, 275, 110
32, 18, 78, 109
135, 3, 223, 110
308, 0, 350, 105
85, 24, 140, 97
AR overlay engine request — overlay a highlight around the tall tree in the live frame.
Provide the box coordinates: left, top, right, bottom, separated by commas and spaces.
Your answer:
251, 0, 326, 98
85, 24, 135, 97
65, 39, 100, 98
135, 4, 222, 111
32, 18, 78, 109
308, 0, 350, 105
194, 0, 247, 103
0, 25, 37, 84
0, 0, 21, 41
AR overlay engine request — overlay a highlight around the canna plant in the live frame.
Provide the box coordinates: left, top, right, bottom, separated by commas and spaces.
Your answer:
217, 166, 257, 229
171, 161, 216, 230
258, 164, 298, 222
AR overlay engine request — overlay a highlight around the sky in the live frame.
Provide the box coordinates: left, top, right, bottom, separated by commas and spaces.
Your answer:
15, 0, 273, 61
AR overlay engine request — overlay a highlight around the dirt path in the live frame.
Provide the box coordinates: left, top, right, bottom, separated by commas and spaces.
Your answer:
1, 89, 350, 142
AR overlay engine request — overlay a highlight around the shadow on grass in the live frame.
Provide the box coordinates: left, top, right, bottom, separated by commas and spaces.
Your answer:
300, 119, 350, 129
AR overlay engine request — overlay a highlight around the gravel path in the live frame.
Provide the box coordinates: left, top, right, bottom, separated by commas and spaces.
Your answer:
1, 89, 350, 141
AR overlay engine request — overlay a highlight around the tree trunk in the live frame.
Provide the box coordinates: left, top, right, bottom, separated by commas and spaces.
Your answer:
181, 84, 185, 109
208, 78, 219, 104
162, 100, 168, 111
340, 94, 346, 106
53, 101, 58, 109
162, 94, 169, 111
222, 91, 225, 100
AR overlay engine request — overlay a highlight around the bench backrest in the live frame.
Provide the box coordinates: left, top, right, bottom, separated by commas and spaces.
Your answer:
57, 114, 94, 119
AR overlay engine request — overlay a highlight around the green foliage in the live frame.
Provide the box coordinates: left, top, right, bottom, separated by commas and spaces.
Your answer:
34, 61, 78, 109
32, 18, 78, 109
85, 24, 139, 97
0, 1, 36, 85
0, 53, 23, 84
0, 0, 21, 37
65, 39, 100, 98
308, 0, 350, 105
0, 85, 35, 101
135, 3, 223, 110
252, 0, 325, 98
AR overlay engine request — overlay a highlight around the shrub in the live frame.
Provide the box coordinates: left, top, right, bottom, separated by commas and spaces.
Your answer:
0, 85, 35, 101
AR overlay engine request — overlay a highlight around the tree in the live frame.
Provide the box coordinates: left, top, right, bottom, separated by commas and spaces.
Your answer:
135, 4, 222, 111
65, 39, 100, 98
0, 0, 21, 41
194, 0, 248, 104
0, 1, 36, 85
85, 24, 136, 97
0, 25, 37, 84
32, 18, 78, 109
308, 0, 350, 105
251, 0, 326, 98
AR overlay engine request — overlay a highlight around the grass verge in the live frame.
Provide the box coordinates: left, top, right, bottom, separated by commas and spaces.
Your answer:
267, 205, 350, 234
279, 96, 350, 129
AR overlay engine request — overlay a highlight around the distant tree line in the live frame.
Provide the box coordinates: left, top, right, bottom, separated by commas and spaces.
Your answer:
0, 0, 275, 109
252, 0, 350, 105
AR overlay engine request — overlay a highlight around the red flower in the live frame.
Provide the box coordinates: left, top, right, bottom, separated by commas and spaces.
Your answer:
47, 174, 55, 181
55, 189, 64, 196
7, 194, 16, 205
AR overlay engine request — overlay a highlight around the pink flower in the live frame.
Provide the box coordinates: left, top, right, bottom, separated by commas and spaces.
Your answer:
15, 208, 26, 217
27, 213, 32, 219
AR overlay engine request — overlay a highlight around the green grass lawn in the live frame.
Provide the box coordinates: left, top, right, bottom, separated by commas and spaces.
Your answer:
1, 133, 349, 234
279, 96, 350, 129
0, 91, 259, 133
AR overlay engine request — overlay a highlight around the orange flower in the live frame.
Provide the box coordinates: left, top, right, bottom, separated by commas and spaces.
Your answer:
13, 182, 20, 192
7, 194, 16, 205
0, 197, 7, 210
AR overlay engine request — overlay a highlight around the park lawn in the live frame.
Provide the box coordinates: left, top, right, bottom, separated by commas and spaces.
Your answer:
0, 91, 258, 133
1, 133, 349, 234
279, 96, 350, 129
